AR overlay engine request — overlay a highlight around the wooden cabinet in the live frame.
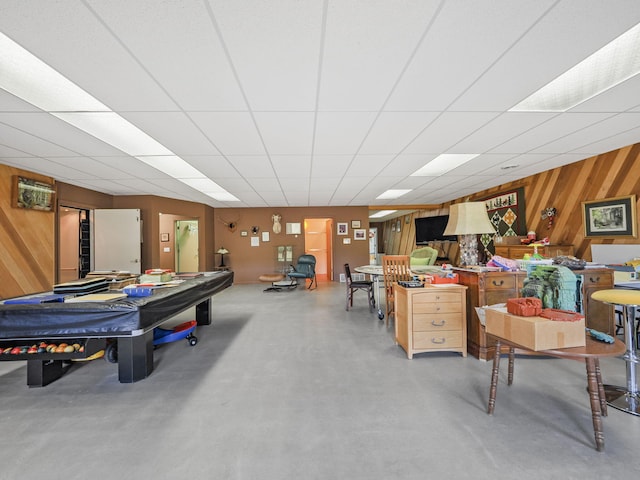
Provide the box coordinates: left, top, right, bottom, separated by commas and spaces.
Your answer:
579, 269, 615, 334
395, 284, 467, 359
494, 244, 574, 259
455, 267, 614, 360
455, 269, 526, 360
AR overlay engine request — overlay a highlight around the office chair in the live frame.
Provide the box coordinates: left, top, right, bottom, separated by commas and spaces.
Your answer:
288, 254, 317, 289
382, 255, 411, 326
344, 263, 375, 312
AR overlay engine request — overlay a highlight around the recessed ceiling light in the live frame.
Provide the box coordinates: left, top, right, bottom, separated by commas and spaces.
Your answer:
411, 153, 480, 176
510, 22, 640, 112
369, 210, 397, 218
376, 189, 412, 200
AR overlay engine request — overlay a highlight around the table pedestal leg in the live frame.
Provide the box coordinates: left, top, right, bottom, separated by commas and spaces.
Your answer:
604, 304, 640, 415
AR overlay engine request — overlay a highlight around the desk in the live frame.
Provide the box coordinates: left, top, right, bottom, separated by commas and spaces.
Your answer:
487, 334, 625, 451
0, 272, 233, 385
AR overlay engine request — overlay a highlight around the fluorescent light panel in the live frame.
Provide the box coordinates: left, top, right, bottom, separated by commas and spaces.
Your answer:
511, 22, 640, 112
0, 32, 239, 202
0, 33, 110, 112
369, 210, 397, 218
376, 189, 412, 200
411, 154, 480, 176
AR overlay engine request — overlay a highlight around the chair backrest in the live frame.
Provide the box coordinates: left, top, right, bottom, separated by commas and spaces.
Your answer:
344, 263, 353, 284
295, 254, 316, 276
382, 255, 411, 288
410, 246, 438, 266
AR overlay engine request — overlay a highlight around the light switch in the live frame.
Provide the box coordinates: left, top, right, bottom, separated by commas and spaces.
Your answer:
163, 247, 171, 253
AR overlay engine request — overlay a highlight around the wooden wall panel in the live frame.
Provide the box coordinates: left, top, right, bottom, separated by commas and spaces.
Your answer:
0, 165, 55, 299
376, 143, 640, 262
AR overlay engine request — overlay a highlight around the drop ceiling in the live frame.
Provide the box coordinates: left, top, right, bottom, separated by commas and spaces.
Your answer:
1, 0, 640, 217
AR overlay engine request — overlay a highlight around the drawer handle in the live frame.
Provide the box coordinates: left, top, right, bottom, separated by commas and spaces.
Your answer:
492, 280, 505, 286
431, 320, 446, 327
431, 337, 446, 344
589, 277, 600, 283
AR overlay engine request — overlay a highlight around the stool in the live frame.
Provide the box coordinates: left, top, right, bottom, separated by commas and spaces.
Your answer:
592, 289, 640, 416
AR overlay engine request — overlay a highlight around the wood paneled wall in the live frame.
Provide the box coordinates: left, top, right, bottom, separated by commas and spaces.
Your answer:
377, 143, 640, 262
0, 165, 55, 299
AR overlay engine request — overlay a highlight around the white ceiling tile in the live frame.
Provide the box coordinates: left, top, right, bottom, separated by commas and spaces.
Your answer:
121, 112, 221, 156
0, 113, 125, 156
190, 112, 266, 155
319, 0, 439, 111
314, 112, 376, 154
346, 155, 394, 176
225, 155, 275, 177
386, 1, 556, 111
0, 0, 179, 111
270, 155, 312, 178
359, 112, 440, 154
182, 156, 240, 178
0, 123, 78, 157
404, 112, 500, 154
451, 2, 640, 111
310, 155, 352, 177
0, 90, 42, 112
212, 0, 323, 111
531, 113, 640, 154
490, 113, 615, 154
87, 0, 247, 111
254, 113, 315, 155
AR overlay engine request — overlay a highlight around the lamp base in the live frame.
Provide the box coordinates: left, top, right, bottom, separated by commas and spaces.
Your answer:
458, 234, 480, 266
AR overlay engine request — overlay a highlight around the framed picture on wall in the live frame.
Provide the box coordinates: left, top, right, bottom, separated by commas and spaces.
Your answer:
337, 222, 348, 235
582, 195, 637, 238
161, 233, 169, 242
354, 229, 366, 240
13, 176, 56, 212
351, 220, 361, 228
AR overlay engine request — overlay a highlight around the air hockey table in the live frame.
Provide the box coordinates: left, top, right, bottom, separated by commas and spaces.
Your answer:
0, 271, 233, 386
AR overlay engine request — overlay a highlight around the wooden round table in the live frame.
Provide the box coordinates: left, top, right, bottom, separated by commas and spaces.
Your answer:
487, 335, 626, 452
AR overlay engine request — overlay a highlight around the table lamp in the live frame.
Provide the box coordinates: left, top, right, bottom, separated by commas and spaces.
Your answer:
443, 202, 495, 266
216, 247, 229, 267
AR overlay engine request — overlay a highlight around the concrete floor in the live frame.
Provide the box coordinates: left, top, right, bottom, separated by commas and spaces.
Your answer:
1, 281, 639, 479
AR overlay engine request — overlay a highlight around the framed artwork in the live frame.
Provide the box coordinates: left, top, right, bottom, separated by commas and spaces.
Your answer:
354, 229, 366, 240
337, 222, 348, 235
240, 231, 248, 237
480, 186, 526, 254
160, 233, 170, 242
351, 220, 361, 228
13, 176, 56, 212
582, 195, 637, 238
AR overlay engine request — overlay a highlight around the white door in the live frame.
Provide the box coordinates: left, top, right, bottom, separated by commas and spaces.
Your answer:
94, 209, 141, 274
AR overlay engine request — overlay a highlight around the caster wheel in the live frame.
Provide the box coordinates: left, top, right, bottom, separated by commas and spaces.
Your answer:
105, 342, 118, 363
378, 312, 384, 320
188, 336, 198, 346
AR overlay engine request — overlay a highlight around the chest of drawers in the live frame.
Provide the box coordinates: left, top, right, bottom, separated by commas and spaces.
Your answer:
394, 284, 468, 359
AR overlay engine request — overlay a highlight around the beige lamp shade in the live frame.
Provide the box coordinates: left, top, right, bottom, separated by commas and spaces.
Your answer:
216, 247, 229, 255
443, 202, 495, 235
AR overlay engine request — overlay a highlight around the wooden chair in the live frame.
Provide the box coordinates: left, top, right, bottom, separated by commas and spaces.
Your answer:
381, 255, 411, 325
344, 263, 375, 313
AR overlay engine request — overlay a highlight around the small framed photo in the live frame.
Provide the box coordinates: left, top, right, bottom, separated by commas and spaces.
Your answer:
351, 220, 361, 229
354, 229, 366, 240
582, 195, 637, 238
240, 231, 248, 237
337, 222, 348, 235
160, 233, 170, 242
343, 238, 351, 244
262, 231, 270, 242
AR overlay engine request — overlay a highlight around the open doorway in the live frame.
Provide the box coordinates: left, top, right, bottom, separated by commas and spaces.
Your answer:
175, 219, 199, 273
304, 218, 334, 282
58, 206, 90, 282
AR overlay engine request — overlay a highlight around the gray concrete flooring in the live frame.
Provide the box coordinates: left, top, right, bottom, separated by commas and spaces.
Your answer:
1, 281, 639, 479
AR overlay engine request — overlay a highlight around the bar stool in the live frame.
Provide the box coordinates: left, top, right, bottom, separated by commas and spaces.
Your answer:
592, 289, 640, 415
